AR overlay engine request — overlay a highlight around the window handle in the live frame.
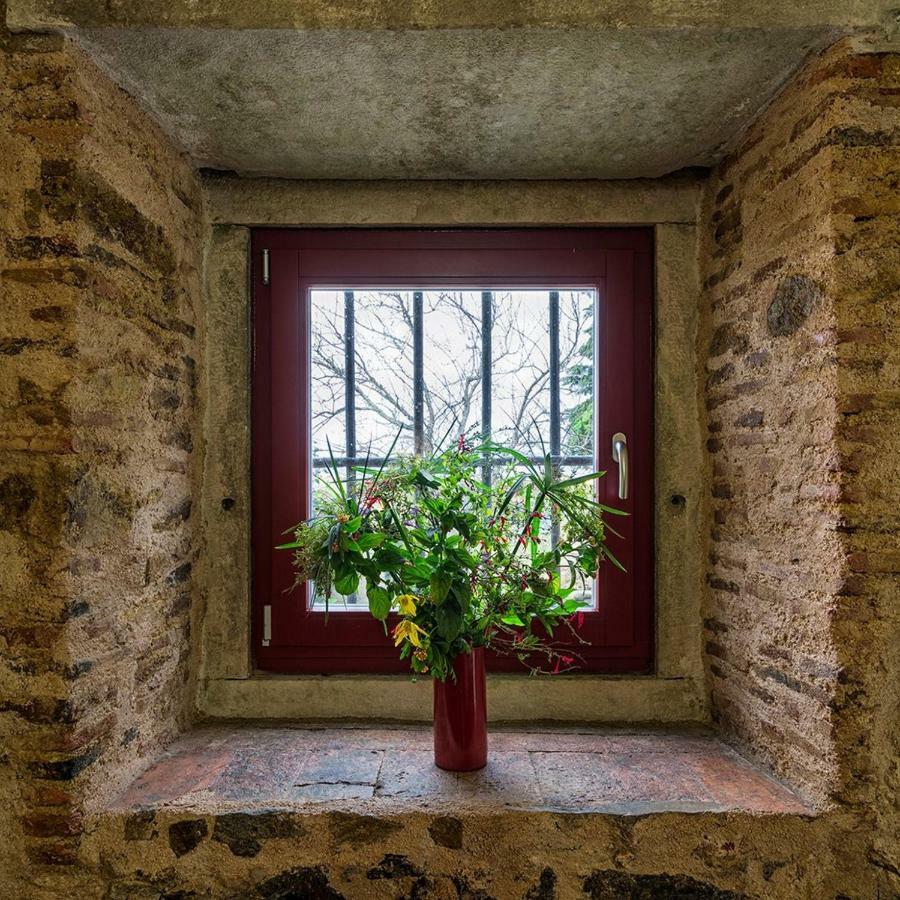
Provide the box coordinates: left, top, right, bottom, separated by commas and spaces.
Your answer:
612, 432, 628, 501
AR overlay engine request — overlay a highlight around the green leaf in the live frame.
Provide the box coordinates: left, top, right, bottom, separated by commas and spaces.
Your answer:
599, 542, 627, 572
449, 581, 472, 612
325, 437, 347, 501
554, 470, 606, 488
430, 570, 452, 605
275, 541, 301, 550
435, 602, 463, 640
494, 473, 526, 520
354, 533, 384, 551
501, 613, 525, 627
367, 586, 392, 620
342, 516, 362, 532
376, 542, 409, 566
334, 570, 359, 595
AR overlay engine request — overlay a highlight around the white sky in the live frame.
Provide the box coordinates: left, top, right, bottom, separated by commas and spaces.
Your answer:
310, 289, 594, 461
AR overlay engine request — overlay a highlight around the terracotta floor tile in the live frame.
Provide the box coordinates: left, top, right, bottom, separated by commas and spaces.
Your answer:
211, 748, 306, 802
117, 746, 233, 808
455, 752, 543, 809
293, 748, 383, 789
375, 750, 460, 800
685, 747, 809, 813
530, 751, 715, 811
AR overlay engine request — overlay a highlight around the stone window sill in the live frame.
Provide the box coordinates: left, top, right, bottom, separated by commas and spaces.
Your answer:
111, 724, 810, 817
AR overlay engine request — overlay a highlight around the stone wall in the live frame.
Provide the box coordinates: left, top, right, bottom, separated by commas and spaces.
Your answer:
0, 26, 203, 896
75, 807, 865, 900
700, 37, 900, 887
2, 15, 898, 899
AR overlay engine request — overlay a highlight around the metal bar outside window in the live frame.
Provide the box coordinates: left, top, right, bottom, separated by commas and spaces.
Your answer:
413, 290, 425, 455
343, 290, 357, 479
549, 290, 561, 549
320, 288, 590, 540
343, 289, 357, 603
480, 290, 493, 485
315, 454, 592, 469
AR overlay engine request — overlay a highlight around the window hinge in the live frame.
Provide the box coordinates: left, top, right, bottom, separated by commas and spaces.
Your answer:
262, 604, 272, 646
262, 248, 270, 286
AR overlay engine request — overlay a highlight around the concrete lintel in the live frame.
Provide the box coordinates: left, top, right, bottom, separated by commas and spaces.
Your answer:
7, 0, 899, 32
200, 674, 707, 723
203, 177, 703, 228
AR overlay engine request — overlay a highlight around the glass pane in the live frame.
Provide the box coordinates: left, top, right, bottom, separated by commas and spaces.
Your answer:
490, 291, 550, 454
309, 290, 347, 465
308, 286, 595, 611
560, 290, 595, 459
422, 291, 482, 450
353, 291, 416, 457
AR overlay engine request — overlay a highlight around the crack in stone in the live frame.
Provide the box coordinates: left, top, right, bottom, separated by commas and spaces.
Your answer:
293, 780, 376, 787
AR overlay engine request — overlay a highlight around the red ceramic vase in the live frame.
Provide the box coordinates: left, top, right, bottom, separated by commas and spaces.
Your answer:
433, 647, 487, 771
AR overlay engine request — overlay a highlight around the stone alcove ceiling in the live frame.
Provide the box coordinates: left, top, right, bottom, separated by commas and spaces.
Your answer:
57, 26, 837, 178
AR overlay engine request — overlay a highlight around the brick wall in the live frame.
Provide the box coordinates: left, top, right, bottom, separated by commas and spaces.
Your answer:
828, 48, 900, 883
700, 38, 900, 882
0, 27, 202, 894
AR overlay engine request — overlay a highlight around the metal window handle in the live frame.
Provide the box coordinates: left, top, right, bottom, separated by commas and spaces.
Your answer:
612, 432, 628, 500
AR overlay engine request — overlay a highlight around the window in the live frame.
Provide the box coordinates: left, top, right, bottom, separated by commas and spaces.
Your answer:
252, 230, 653, 673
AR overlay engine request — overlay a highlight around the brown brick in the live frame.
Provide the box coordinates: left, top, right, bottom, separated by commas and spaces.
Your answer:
25, 839, 79, 866
21, 812, 83, 838
848, 551, 900, 574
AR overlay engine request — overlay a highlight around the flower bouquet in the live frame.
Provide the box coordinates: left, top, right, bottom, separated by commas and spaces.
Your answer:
279, 433, 624, 768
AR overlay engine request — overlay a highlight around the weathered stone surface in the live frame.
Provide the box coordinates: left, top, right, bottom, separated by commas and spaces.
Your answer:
65, 26, 840, 180
709, 322, 750, 357
256, 866, 344, 900
167, 818, 207, 857
329, 813, 403, 845
8, 0, 899, 30
0, 23, 202, 898
123, 810, 156, 841
212, 811, 305, 858
0, 474, 37, 528
524, 867, 557, 900
583, 870, 742, 899
766, 275, 823, 336
428, 815, 463, 849
366, 854, 423, 880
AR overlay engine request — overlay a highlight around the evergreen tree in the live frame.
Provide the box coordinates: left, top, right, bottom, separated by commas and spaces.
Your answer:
563, 306, 593, 455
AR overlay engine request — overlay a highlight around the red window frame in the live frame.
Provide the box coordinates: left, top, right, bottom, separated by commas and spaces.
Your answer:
252, 228, 653, 674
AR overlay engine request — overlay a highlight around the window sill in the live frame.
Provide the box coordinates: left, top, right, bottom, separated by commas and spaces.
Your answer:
199, 672, 709, 723
111, 723, 811, 817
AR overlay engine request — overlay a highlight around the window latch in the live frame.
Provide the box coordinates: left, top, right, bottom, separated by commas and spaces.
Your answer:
612, 432, 628, 501
262, 248, 271, 285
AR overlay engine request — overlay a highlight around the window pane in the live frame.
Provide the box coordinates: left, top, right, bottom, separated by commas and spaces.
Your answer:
352, 291, 416, 457
309, 290, 347, 464
422, 291, 482, 451
490, 291, 551, 453
560, 290, 595, 458
308, 286, 595, 612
